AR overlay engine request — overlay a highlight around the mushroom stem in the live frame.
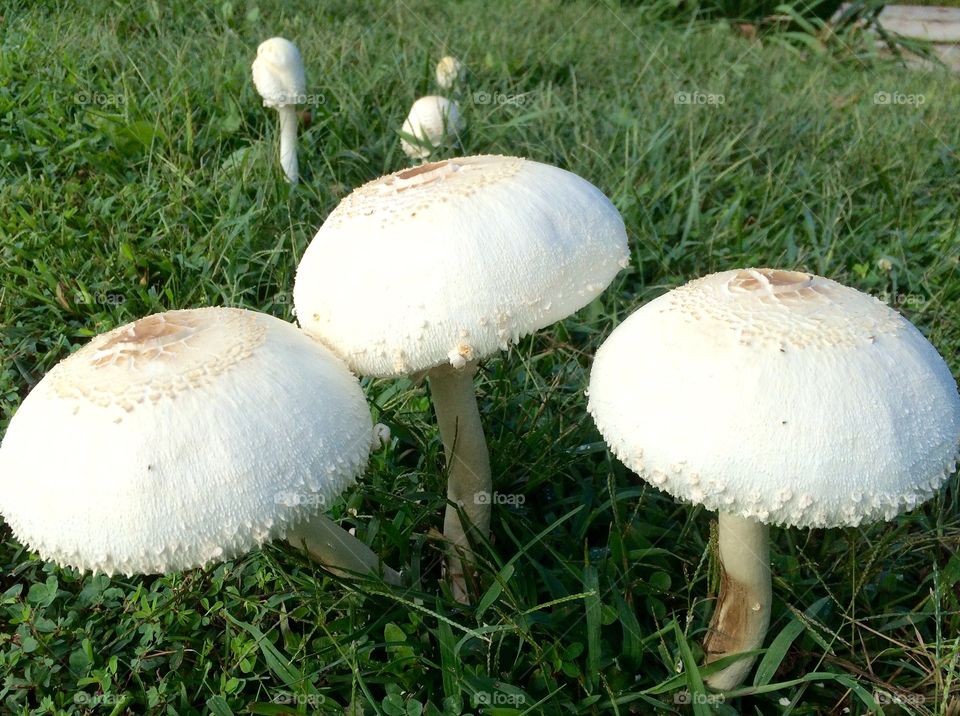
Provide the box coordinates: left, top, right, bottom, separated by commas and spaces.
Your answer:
703, 512, 772, 691
277, 105, 299, 185
287, 513, 400, 585
427, 362, 492, 604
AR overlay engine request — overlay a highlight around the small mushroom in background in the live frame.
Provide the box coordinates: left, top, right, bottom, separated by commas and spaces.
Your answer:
400, 95, 464, 162
371, 422, 392, 452
293, 155, 629, 602
587, 268, 960, 690
0, 307, 400, 585
251, 37, 306, 185
435, 55, 464, 90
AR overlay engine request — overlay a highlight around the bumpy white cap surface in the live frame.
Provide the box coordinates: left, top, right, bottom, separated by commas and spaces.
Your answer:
400, 96, 464, 160
435, 56, 464, 90
294, 155, 630, 377
251, 37, 306, 107
588, 268, 960, 528
0, 308, 373, 575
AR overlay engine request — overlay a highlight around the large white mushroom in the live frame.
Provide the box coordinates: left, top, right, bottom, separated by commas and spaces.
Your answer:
588, 268, 960, 690
251, 37, 306, 185
400, 96, 464, 161
0, 307, 399, 584
294, 155, 629, 601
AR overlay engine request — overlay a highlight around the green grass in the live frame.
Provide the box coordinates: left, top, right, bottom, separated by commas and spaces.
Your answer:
1, 0, 960, 713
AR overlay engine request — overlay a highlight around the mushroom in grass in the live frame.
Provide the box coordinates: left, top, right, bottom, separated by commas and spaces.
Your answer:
252, 37, 306, 185
0, 307, 399, 584
294, 155, 629, 601
400, 96, 464, 161
435, 56, 464, 91
587, 268, 960, 690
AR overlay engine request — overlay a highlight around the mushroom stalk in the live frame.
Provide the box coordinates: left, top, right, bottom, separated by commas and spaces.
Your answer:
277, 105, 299, 185
287, 513, 400, 585
427, 362, 492, 603
703, 512, 772, 690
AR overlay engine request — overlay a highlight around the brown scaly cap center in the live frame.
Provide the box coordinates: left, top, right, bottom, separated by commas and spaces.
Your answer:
728, 268, 815, 295
667, 268, 907, 350
49, 308, 267, 414
90, 314, 198, 368
322, 155, 524, 229
394, 159, 453, 182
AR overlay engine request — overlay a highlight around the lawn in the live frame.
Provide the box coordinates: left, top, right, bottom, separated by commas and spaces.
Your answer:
1, 0, 959, 714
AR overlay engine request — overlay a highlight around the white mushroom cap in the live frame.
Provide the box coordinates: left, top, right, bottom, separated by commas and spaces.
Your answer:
588, 268, 960, 528
0, 307, 373, 576
400, 95, 464, 160
435, 56, 464, 90
294, 155, 630, 377
251, 37, 306, 108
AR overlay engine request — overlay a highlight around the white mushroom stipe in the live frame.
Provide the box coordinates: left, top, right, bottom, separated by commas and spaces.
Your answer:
428, 362, 492, 604
703, 513, 771, 691
588, 268, 960, 689
435, 56, 464, 90
295, 154, 629, 601
0, 307, 397, 582
252, 37, 306, 184
287, 513, 400, 585
400, 96, 464, 161
277, 105, 299, 184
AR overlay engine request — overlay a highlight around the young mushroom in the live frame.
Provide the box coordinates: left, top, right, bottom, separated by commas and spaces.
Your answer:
400, 96, 464, 161
251, 37, 306, 185
587, 268, 960, 690
294, 155, 629, 602
435, 56, 464, 91
0, 307, 399, 584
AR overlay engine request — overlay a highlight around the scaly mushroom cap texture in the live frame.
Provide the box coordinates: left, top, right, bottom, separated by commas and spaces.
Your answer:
588, 268, 960, 528
0, 307, 373, 576
251, 37, 306, 108
400, 95, 464, 160
294, 154, 630, 377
